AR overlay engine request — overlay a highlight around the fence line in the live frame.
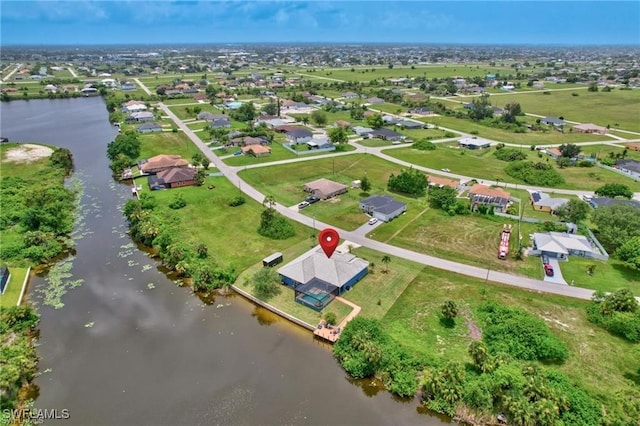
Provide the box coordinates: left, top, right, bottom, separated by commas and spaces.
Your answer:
596, 162, 640, 182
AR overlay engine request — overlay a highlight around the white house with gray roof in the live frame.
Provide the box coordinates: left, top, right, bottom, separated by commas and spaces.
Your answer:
531, 232, 608, 261
359, 195, 407, 222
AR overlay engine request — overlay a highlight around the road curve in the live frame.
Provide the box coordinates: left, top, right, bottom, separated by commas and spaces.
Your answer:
157, 102, 608, 301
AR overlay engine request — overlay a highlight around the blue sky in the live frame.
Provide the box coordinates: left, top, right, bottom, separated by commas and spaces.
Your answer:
2, 1, 639, 46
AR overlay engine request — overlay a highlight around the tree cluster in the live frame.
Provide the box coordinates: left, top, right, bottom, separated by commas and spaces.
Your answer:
257, 197, 296, 240
388, 168, 428, 197
594, 183, 633, 199
591, 204, 640, 254
413, 139, 437, 151
106, 131, 141, 176
504, 161, 565, 186
587, 289, 640, 342
493, 148, 527, 162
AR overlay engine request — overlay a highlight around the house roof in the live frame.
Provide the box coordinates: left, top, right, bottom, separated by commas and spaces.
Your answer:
546, 148, 563, 157
360, 195, 407, 215
131, 111, 154, 119
458, 137, 491, 147
156, 167, 196, 184
573, 123, 607, 132
469, 184, 510, 200
141, 154, 188, 172
428, 175, 459, 188
590, 197, 640, 209
242, 145, 270, 154
397, 120, 422, 128
304, 178, 347, 197
542, 116, 566, 125
352, 126, 374, 134
137, 122, 162, 130
277, 247, 369, 289
616, 159, 640, 174
286, 128, 313, 138
533, 232, 596, 255
370, 128, 403, 138
335, 120, 352, 127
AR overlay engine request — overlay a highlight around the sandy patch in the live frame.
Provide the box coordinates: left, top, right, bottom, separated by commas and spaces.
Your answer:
2, 144, 53, 163
337, 240, 361, 254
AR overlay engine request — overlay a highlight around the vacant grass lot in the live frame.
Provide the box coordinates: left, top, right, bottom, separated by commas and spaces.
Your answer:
426, 115, 609, 144
167, 103, 225, 121
382, 266, 640, 420
455, 89, 640, 132
147, 176, 308, 269
385, 144, 640, 191
138, 131, 202, 161
371, 208, 542, 278
292, 64, 518, 82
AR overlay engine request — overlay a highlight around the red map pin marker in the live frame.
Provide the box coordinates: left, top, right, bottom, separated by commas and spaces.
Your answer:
318, 228, 340, 259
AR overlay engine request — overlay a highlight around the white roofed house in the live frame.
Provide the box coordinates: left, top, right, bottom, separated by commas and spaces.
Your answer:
126, 111, 155, 122
531, 232, 608, 261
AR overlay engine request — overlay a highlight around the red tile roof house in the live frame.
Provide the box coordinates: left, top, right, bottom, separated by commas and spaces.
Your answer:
469, 184, 511, 213
148, 167, 197, 190
545, 147, 563, 159
242, 145, 271, 157
427, 175, 460, 189
139, 154, 189, 174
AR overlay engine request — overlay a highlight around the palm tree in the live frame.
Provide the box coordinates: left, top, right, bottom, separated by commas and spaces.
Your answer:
468, 341, 490, 372
381, 255, 391, 273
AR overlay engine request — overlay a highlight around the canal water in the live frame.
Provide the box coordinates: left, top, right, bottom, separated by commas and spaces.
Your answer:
0, 98, 447, 425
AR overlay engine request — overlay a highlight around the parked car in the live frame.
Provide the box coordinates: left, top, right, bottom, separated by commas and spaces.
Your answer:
305, 195, 320, 204
233, 150, 243, 156
368, 218, 378, 225
298, 201, 310, 209
441, 168, 451, 172
544, 263, 554, 277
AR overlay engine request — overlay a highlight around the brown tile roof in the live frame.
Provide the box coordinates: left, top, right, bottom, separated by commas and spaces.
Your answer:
335, 120, 352, 127
469, 184, 510, 199
141, 154, 189, 173
156, 167, 196, 184
428, 175, 459, 188
242, 145, 271, 155
547, 147, 562, 157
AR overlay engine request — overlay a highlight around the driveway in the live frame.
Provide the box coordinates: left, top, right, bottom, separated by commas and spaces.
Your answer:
352, 219, 383, 236
543, 258, 567, 285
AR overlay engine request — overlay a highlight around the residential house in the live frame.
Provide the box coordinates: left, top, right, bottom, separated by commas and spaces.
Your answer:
121, 100, 147, 113
529, 191, 569, 214
148, 167, 197, 190
588, 197, 640, 209
573, 123, 608, 134
469, 184, 511, 212
278, 247, 369, 310
198, 112, 227, 122
541, 117, 567, 127
458, 137, 491, 149
616, 160, 640, 180
230, 136, 267, 147
366, 97, 384, 105
285, 128, 313, 144
408, 107, 433, 115
396, 120, 422, 130
140, 154, 189, 174
352, 126, 374, 137
545, 147, 563, 159
210, 118, 231, 129
241, 145, 271, 157
309, 95, 330, 105
625, 142, 640, 152
342, 91, 359, 99
359, 195, 407, 222
370, 128, 405, 142
80, 87, 99, 96
334, 120, 352, 128
532, 232, 606, 260
303, 178, 348, 199
382, 115, 398, 124
306, 138, 334, 150
427, 176, 460, 189
127, 111, 155, 122
121, 81, 136, 91
137, 122, 163, 133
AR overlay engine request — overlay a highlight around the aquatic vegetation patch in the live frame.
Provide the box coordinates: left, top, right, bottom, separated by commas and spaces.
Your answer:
38, 256, 84, 309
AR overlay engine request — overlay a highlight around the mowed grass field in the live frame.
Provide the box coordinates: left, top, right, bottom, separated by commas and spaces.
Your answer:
455, 88, 640, 132
145, 176, 308, 269
381, 266, 640, 418
385, 144, 640, 191
138, 131, 203, 161
289, 64, 525, 82
239, 154, 427, 230
0, 267, 29, 308
425, 114, 609, 144
370, 208, 542, 278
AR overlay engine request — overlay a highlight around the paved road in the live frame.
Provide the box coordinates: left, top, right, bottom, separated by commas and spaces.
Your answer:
2, 63, 22, 82
134, 78, 152, 96
67, 67, 78, 78
158, 101, 608, 301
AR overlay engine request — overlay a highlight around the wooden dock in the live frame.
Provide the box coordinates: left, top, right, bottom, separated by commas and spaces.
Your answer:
313, 297, 361, 343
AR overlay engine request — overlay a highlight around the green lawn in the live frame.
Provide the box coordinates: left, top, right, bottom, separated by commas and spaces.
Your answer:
381, 266, 640, 419
0, 267, 28, 308
167, 103, 223, 121
454, 89, 640, 132
137, 131, 202, 162
146, 176, 308, 269
222, 141, 356, 167
560, 257, 640, 295
426, 115, 609, 145
384, 144, 640, 191
371, 208, 542, 278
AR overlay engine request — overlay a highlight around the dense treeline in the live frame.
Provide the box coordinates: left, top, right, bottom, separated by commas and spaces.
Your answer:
335, 302, 638, 425
122, 193, 236, 292
387, 168, 428, 197
504, 161, 565, 186
0, 146, 77, 265
587, 289, 640, 343
0, 306, 41, 411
